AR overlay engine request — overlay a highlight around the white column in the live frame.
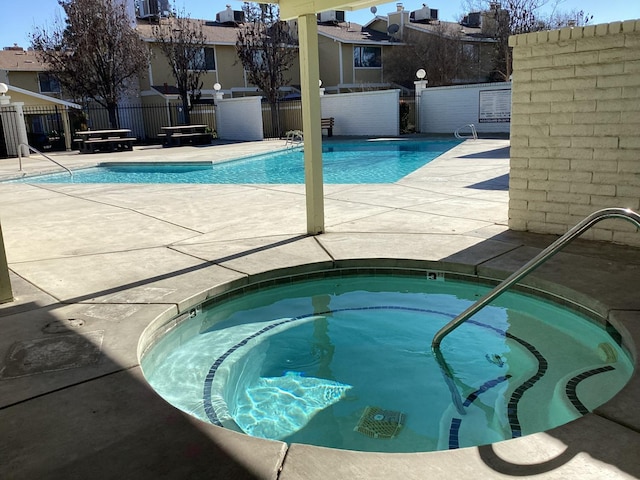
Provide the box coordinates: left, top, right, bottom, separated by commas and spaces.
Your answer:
62, 108, 72, 151
14, 103, 29, 157
298, 13, 324, 235
0, 97, 29, 157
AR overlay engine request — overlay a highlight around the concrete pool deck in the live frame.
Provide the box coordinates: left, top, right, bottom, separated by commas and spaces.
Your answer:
0, 138, 638, 479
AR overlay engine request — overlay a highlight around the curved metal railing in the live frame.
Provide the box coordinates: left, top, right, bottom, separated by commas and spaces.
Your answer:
454, 124, 478, 140
285, 130, 303, 149
18, 143, 73, 178
432, 207, 640, 350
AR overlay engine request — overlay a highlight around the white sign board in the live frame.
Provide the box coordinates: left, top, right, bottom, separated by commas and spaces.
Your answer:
479, 89, 511, 123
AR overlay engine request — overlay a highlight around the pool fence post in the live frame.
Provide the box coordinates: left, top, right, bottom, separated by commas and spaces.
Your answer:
414, 72, 428, 133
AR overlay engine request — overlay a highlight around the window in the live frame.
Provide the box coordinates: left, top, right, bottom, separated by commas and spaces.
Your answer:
190, 47, 216, 71
354, 46, 381, 68
463, 43, 479, 63
38, 73, 61, 93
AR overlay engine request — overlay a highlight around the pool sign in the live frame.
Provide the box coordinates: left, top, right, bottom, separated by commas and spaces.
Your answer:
479, 89, 511, 123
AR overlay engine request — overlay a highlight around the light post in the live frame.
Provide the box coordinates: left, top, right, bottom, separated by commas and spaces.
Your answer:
213, 82, 224, 103
0, 83, 10, 106
414, 69, 427, 133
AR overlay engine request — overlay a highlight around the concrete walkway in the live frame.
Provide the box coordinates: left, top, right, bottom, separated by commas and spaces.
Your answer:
0, 139, 638, 479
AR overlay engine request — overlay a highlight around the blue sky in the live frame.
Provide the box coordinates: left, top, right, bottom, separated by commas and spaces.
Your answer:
2, 0, 639, 49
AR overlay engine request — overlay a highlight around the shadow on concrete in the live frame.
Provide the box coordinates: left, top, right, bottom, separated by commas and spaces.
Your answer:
0, 297, 286, 479
477, 443, 579, 476
457, 146, 510, 159
466, 173, 509, 191
0, 335, 284, 478
0, 239, 313, 478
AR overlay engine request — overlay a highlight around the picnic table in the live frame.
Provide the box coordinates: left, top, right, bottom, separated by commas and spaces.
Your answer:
159, 125, 213, 147
75, 129, 136, 154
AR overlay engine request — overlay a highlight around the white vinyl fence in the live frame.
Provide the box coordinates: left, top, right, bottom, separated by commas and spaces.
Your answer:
418, 82, 511, 135
321, 89, 400, 137
215, 96, 264, 141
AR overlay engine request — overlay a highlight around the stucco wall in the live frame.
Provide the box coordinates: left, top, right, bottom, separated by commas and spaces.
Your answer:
6, 72, 40, 95
215, 96, 263, 141
508, 20, 640, 246
318, 36, 341, 86
320, 89, 399, 136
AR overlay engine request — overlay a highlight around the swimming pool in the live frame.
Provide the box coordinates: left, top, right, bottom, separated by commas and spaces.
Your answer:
140, 269, 632, 453
11, 139, 460, 184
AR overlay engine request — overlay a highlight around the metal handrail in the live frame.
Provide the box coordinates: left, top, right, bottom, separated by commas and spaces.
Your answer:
18, 143, 73, 178
454, 124, 478, 140
285, 130, 303, 148
432, 207, 640, 350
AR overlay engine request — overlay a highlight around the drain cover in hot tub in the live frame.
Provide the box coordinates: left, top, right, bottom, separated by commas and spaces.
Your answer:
355, 406, 405, 439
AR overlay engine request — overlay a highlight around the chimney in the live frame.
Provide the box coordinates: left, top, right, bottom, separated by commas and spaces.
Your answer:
396, 3, 404, 11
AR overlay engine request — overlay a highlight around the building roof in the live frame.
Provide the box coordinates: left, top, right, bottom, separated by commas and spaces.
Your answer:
317, 21, 396, 44
404, 19, 493, 42
365, 14, 495, 43
136, 18, 240, 45
137, 17, 398, 47
0, 46, 47, 72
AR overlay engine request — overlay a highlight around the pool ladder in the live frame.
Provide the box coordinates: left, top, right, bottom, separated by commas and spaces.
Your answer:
432, 207, 640, 350
18, 143, 73, 178
285, 130, 304, 149
454, 124, 477, 140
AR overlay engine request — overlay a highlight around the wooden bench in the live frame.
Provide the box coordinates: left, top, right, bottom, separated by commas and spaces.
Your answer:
321, 117, 335, 137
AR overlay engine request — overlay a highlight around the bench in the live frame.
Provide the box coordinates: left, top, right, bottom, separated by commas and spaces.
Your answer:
321, 117, 334, 137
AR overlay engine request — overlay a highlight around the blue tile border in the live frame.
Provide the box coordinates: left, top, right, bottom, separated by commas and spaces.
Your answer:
448, 374, 511, 449
202, 305, 459, 426
183, 269, 621, 446
565, 365, 616, 415
202, 306, 549, 442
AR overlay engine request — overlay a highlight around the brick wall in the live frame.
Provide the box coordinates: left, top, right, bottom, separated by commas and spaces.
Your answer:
508, 20, 640, 246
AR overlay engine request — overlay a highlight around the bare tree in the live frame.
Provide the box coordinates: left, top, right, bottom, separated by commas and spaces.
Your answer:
384, 23, 476, 87
546, 9, 593, 29
461, 0, 592, 80
152, 9, 208, 125
236, 3, 298, 136
30, 0, 149, 128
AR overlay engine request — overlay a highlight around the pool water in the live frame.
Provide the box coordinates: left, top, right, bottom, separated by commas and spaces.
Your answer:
12, 139, 460, 184
140, 274, 632, 453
